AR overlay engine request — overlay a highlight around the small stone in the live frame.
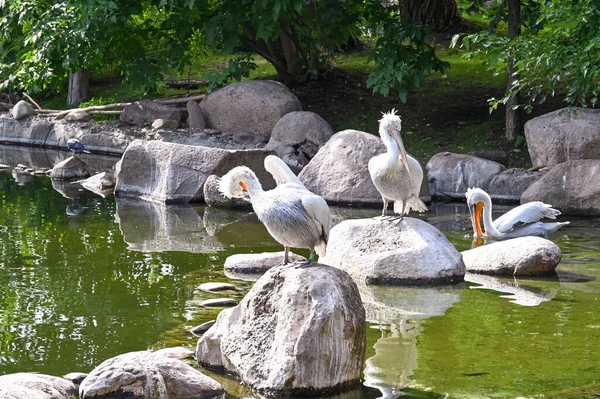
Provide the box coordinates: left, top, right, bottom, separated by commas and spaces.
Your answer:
190, 320, 216, 336
203, 128, 221, 135
187, 100, 206, 129
63, 372, 88, 385
224, 251, 306, 275
65, 110, 92, 122
154, 346, 195, 359
11, 100, 35, 120
200, 298, 237, 307
152, 118, 179, 129
197, 282, 237, 293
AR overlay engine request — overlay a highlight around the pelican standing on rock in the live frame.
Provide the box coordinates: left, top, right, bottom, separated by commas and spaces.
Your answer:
368, 109, 427, 219
466, 187, 569, 239
219, 162, 330, 266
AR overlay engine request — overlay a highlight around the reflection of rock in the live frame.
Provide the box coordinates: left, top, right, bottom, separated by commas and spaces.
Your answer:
115, 197, 220, 253
11, 169, 33, 185
465, 272, 557, 306
202, 206, 277, 247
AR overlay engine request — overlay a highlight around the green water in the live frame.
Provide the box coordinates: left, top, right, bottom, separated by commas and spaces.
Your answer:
1, 154, 599, 399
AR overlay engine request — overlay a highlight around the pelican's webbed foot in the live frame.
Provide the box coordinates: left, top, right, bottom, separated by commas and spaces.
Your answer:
294, 260, 314, 269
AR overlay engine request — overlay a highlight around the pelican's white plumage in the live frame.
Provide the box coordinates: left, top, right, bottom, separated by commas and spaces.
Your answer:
466, 187, 569, 239
368, 109, 427, 217
264, 155, 308, 191
219, 162, 330, 264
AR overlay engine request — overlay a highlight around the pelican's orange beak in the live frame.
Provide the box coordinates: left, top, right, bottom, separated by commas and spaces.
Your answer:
239, 181, 248, 191
470, 202, 485, 238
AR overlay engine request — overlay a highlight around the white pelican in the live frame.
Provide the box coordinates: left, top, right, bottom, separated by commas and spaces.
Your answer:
466, 187, 569, 239
263, 155, 308, 191
368, 109, 427, 219
219, 165, 330, 266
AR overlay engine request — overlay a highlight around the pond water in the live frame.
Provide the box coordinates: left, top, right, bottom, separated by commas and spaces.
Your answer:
0, 147, 599, 399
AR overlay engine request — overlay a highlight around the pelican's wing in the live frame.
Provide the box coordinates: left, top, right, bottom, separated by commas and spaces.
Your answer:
406, 154, 424, 191
493, 201, 561, 233
264, 155, 308, 191
301, 193, 331, 242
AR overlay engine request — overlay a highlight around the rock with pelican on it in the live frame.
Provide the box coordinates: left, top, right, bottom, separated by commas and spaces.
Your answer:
320, 218, 465, 286
462, 236, 561, 276
196, 263, 366, 396
50, 156, 90, 181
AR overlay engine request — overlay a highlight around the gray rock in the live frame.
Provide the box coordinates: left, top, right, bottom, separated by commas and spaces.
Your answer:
187, 100, 206, 129
462, 236, 561, 276
266, 111, 334, 165
224, 251, 306, 275
120, 99, 182, 127
467, 150, 509, 166
79, 350, 224, 399
525, 107, 600, 168
11, 100, 36, 120
521, 159, 600, 215
196, 264, 366, 395
199, 80, 302, 138
203, 174, 253, 209
80, 171, 115, 197
190, 321, 216, 336
50, 156, 90, 181
298, 129, 429, 205
197, 282, 236, 292
203, 128, 220, 135
63, 372, 88, 385
486, 168, 544, 202
154, 346, 195, 359
426, 152, 506, 199
321, 218, 465, 285
201, 298, 237, 307
114, 140, 276, 202
65, 110, 92, 122
152, 118, 179, 129
0, 373, 78, 399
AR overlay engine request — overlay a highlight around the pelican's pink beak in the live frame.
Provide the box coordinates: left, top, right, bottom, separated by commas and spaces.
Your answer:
390, 129, 412, 179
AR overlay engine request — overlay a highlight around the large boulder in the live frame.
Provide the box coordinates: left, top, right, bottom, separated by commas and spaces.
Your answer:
525, 107, 600, 168
120, 99, 182, 127
266, 111, 334, 167
196, 264, 366, 396
0, 373, 78, 399
114, 140, 276, 202
521, 159, 600, 215
486, 168, 545, 202
298, 129, 428, 205
11, 100, 36, 120
199, 80, 302, 138
462, 236, 561, 276
321, 218, 465, 285
50, 156, 90, 180
426, 152, 506, 199
79, 350, 224, 399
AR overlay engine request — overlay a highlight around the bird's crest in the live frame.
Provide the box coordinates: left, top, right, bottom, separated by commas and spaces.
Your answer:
379, 108, 401, 124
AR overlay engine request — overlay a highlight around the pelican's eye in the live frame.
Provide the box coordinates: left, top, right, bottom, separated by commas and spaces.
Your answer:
239, 181, 248, 191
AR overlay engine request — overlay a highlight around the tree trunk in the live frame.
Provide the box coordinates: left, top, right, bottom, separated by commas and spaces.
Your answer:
505, 0, 522, 143
67, 68, 90, 107
401, 0, 462, 31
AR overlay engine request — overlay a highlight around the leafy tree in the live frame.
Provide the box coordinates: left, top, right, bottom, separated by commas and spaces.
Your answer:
401, 0, 462, 32
453, 0, 600, 142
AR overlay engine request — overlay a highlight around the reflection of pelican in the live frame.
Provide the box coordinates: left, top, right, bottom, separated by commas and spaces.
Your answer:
368, 109, 427, 219
264, 155, 307, 190
466, 188, 569, 239
219, 165, 330, 266
66, 201, 87, 216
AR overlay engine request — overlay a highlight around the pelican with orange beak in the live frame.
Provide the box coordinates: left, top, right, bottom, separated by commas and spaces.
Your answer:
219, 164, 330, 266
368, 109, 427, 219
466, 187, 569, 239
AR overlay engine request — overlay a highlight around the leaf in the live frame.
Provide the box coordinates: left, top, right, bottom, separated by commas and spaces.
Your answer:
398, 87, 408, 103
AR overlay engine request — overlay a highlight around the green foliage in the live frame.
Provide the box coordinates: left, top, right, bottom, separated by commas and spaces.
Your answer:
203, 54, 257, 92
454, 0, 600, 112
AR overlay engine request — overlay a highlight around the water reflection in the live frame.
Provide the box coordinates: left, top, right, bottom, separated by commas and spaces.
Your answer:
464, 273, 557, 306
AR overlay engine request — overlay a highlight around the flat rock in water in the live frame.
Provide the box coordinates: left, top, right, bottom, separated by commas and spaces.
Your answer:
224, 251, 306, 275
321, 218, 465, 285
462, 236, 561, 276
190, 320, 216, 336
79, 350, 224, 399
154, 346, 195, 359
0, 373, 78, 399
201, 298, 237, 307
197, 282, 237, 292
196, 264, 366, 395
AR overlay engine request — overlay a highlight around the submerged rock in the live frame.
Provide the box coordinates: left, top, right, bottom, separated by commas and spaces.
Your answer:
462, 236, 561, 276
196, 264, 366, 396
0, 373, 78, 399
197, 282, 236, 292
50, 156, 90, 181
321, 218, 465, 285
223, 251, 306, 277
79, 350, 224, 399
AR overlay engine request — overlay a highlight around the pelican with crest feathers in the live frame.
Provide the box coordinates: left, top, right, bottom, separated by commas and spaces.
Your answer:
219, 159, 330, 266
368, 109, 427, 219
466, 187, 569, 239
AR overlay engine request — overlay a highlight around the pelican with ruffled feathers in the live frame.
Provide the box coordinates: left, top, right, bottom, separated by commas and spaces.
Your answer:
466, 187, 569, 239
368, 109, 427, 219
219, 162, 330, 266
263, 155, 308, 191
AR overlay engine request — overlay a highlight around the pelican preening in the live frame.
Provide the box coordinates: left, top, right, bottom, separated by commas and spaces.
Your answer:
368, 109, 427, 219
67, 138, 90, 155
219, 157, 331, 266
466, 187, 569, 239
